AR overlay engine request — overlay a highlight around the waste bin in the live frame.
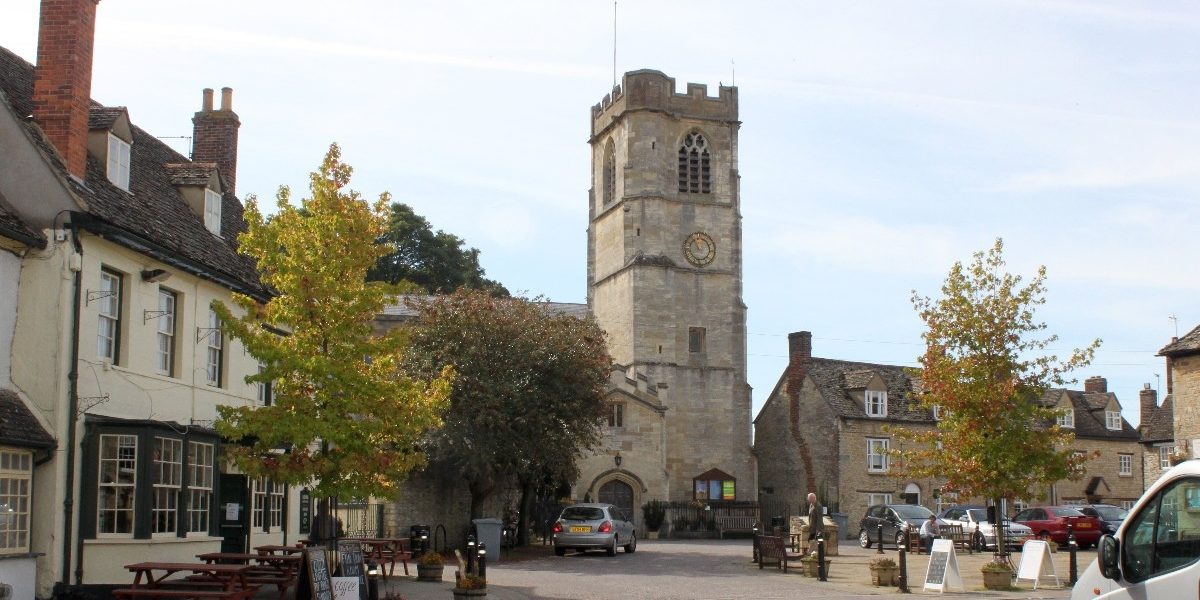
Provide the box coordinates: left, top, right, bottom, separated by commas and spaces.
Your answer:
409, 524, 430, 555
472, 518, 503, 563
832, 513, 849, 540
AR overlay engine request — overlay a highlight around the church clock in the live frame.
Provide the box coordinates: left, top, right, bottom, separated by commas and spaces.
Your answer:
683, 231, 716, 267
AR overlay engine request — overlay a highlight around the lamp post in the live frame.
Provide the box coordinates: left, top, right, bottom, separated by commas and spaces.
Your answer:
614, 453, 622, 470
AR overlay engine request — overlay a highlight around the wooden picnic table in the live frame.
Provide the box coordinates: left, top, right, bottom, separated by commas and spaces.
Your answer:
254, 544, 304, 555
194, 553, 300, 600
123, 562, 256, 591
342, 537, 412, 577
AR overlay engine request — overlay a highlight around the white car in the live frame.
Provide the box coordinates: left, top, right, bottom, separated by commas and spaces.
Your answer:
939, 506, 1032, 551
1074, 459, 1200, 599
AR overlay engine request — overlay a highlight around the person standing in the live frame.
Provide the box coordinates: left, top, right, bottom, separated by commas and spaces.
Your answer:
806, 492, 825, 542
920, 514, 940, 553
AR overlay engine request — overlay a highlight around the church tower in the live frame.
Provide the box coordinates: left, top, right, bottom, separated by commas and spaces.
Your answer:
580, 70, 754, 515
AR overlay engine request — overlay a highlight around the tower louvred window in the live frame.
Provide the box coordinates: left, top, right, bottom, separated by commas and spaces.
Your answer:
678, 132, 711, 194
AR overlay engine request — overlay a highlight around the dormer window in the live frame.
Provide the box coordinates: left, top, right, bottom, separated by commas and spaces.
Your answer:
204, 189, 222, 236
1105, 410, 1122, 430
865, 390, 887, 417
1058, 408, 1075, 429
107, 133, 131, 191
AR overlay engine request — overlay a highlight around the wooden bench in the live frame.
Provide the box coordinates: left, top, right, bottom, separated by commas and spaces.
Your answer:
716, 516, 758, 539
942, 523, 973, 554
757, 535, 804, 573
111, 589, 256, 600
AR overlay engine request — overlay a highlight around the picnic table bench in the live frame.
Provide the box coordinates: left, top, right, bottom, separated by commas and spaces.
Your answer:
111, 589, 256, 600
942, 523, 973, 554
757, 535, 804, 573
715, 515, 758, 539
194, 552, 300, 600
344, 537, 412, 577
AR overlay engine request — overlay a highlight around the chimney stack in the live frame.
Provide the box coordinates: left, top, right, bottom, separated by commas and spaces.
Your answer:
1166, 337, 1177, 394
32, 0, 100, 180
1084, 375, 1107, 393
192, 86, 241, 194
1140, 383, 1158, 431
787, 331, 812, 428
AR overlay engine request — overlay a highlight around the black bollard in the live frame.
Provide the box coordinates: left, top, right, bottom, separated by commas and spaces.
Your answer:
752, 524, 760, 564
898, 529, 910, 593
466, 534, 476, 576
1067, 523, 1078, 585
817, 532, 827, 582
877, 523, 885, 554
477, 543, 488, 581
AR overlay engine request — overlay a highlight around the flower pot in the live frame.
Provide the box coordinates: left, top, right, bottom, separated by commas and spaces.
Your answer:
452, 588, 487, 599
870, 565, 897, 586
982, 569, 1011, 590
418, 563, 445, 582
801, 558, 831, 578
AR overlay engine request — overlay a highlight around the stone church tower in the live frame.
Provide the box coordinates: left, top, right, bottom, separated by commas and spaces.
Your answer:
576, 70, 755, 519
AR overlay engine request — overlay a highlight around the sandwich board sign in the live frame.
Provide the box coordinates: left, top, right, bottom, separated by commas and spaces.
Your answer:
1017, 539, 1060, 589
923, 538, 963, 592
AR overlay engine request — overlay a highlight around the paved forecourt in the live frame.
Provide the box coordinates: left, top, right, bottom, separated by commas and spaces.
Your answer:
374, 538, 1084, 600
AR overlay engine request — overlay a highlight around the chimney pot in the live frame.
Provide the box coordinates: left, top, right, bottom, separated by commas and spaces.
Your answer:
192, 86, 241, 194
220, 87, 233, 111
202, 88, 214, 111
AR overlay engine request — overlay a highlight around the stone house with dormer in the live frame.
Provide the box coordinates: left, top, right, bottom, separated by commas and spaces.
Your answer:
1161, 325, 1200, 461
754, 331, 1146, 538
1, 1, 301, 595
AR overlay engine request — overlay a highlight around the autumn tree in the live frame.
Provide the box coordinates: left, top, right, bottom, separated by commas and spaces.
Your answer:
368, 202, 508, 296
895, 239, 1099, 547
402, 289, 611, 536
213, 145, 452, 525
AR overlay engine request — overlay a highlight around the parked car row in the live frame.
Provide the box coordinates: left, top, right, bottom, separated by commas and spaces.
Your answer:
857, 502, 1117, 551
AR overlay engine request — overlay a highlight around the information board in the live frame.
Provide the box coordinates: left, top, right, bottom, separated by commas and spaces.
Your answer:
337, 541, 368, 600
299, 488, 312, 534
922, 538, 963, 592
331, 577, 359, 600
1016, 540, 1059, 590
297, 548, 333, 600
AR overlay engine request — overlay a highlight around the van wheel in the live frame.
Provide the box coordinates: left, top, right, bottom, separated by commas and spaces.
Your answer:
859, 530, 872, 548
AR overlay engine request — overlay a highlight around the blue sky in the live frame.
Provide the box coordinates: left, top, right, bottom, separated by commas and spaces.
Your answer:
4, 1, 1197, 423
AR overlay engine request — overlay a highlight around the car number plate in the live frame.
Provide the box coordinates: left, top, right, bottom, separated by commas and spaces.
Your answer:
570, 526, 591, 533
1077, 522, 1091, 529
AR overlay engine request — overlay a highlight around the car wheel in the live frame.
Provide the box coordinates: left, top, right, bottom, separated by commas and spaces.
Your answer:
859, 530, 872, 549
607, 536, 617, 556
625, 532, 637, 553
554, 545, 566, 557
974, 532, 986, 552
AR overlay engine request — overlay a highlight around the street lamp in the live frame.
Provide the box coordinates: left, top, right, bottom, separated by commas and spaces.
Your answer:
614, 453, 622, 469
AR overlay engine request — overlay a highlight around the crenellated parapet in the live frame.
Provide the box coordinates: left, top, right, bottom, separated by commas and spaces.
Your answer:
591, 69, 737, 138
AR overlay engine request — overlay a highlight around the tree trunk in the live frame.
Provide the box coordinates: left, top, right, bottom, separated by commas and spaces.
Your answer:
516, 480, 535, 547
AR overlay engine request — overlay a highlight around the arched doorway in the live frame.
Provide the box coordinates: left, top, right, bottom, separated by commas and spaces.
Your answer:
598, 479, 635, 521
903, 483, 921, 505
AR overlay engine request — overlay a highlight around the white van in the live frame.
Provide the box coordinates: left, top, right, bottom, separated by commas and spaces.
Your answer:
1073, 459, 1200, 599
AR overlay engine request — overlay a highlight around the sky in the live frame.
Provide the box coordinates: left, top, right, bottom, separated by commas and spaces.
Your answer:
3, 1, 1197, 424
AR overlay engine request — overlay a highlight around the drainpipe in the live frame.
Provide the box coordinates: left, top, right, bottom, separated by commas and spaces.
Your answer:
62, 218, 83, 587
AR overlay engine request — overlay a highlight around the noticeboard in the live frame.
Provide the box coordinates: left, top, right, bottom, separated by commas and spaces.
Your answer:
297, 548, 333, 600
299, 488, 312, 534
922, 538, 963, 592
337, 541, 368, 600
1016, 539, 1059, 589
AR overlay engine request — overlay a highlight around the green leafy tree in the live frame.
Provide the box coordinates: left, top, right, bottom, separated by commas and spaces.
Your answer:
368, 202, 508, 296
403, 289, 611, 527
213, 144, 452, 510
895, 239, 1099, 543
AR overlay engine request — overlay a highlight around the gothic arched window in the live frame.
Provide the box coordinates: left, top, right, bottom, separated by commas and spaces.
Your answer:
677, 132, 711, 194
603, 141, 616, 204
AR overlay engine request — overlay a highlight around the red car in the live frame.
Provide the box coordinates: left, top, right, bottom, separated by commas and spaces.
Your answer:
1012, 505, 1103, 548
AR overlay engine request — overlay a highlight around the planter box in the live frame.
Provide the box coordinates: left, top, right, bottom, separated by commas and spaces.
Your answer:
982, 570, 1012, 590
418, 563, 445, 582
647, 531, 660, 540
453, 588, 487, 599
870, 566, 897, 586
801, 558, 831, 578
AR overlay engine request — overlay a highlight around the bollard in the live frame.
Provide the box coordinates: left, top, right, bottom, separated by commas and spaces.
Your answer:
477, 542, 488, 581
877, 523, 885, 554
817, 532, 827, 582
1067, 523, 1078, 585
466, 534, 476, 576
898, 529, 909, 593
752, 524, 760, 564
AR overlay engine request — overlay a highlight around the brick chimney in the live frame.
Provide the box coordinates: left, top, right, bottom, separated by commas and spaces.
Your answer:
787, 331, 812, 429
32, 0, 100, 180
192, 87, 241, 194
1166, 337, 1177, 394
1084, 375, 1107, 393
1140, 383, 1158, 431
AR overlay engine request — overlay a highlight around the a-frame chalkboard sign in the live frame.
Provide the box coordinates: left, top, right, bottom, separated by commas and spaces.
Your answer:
337, 541, 369, 600
922, 538, 963, 592
1016, 539, 1060, 590
297, 547, 334, 600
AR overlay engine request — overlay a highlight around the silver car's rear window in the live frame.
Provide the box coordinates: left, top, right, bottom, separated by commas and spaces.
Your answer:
561, 507, 605, 521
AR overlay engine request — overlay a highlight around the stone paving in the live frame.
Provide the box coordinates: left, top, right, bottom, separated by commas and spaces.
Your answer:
371, 538, 1087, 600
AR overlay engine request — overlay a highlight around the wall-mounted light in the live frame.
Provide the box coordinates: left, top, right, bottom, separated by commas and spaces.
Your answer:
614, 453, 623, 469
141, 268, 171, 283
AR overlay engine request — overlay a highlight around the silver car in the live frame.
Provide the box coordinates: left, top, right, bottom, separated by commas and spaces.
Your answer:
552, 503, 637, 556
939, 506, 1032, 551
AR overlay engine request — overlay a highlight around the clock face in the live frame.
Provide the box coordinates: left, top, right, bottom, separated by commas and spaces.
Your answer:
683, 232, 716, 267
